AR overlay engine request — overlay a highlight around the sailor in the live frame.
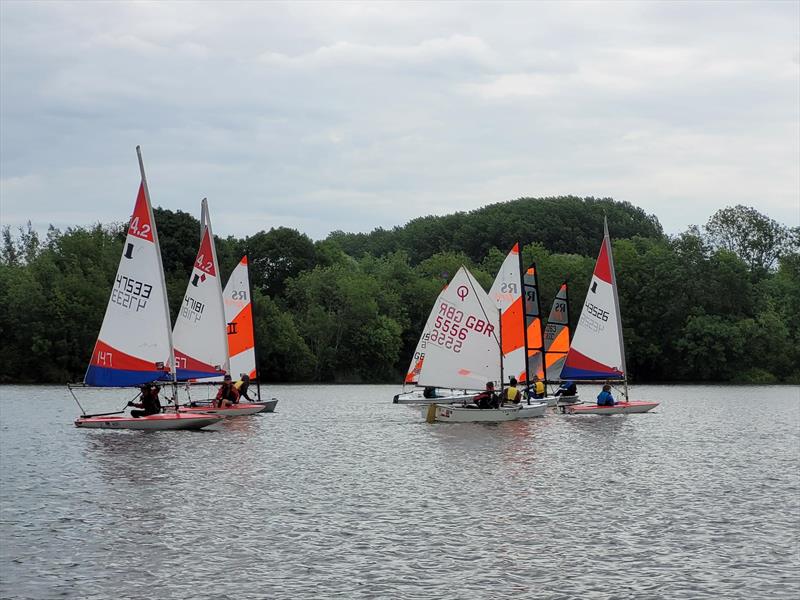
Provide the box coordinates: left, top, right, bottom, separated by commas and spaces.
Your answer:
128, 383, 162, 418
555, 380, 578, 397
597, 384, 615, 406
528, 375, 545, 399
423, 386, 437, 399
503, 377, 521, 404
470, 381, 498, 409
216, 374, 240, 408
235, 374, 253, 401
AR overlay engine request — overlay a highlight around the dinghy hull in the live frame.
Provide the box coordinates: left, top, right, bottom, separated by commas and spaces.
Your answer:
424, 404, 521, 423
75, 413, 222, 430
257, 399, 278, 412
516, 401, 548, 418
394, 390, 474, 405
180, 403, 267, 417
566, 401, 659, 415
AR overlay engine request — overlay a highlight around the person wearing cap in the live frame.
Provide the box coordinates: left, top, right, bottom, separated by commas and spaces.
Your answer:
128, 383, 162, 417
503, 377, 520, 405
234, 374, 253, 401
215, 374, 240, 408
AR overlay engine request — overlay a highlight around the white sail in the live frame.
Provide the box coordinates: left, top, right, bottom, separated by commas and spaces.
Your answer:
224, 256, 257, 380
488, 244, 527, 384
172, 199, 229, 380
417, 266, 501, 390
404, 286, 448, 385
85, 153, 173, 387
560, 219, 625, 380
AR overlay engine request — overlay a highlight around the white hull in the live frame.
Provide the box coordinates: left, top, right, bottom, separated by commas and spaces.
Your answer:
515, 401, 548, 418
394, 389, 475, 405
180, 403, 267, 417
75, 413, 222, 430
257, 399, 278, 412
532, 394, 579, 407
424, 404, 521, 423
567, 401, 659, 415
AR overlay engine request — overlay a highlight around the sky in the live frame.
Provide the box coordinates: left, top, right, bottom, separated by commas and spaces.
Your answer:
1, 0, 798, 240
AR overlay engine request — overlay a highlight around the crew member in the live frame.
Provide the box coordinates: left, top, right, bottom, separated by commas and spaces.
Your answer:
216, 375, 240, 408
128, 384, 162, 418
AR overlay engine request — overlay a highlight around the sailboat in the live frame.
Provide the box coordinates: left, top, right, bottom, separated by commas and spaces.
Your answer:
71, 147, 223, 431
175, 202, 268, 417
392, 285, 474, 405
222, 256, 278, 412
559, 219, 659, 415
488, 245, 547, 419
418, 266, 522, 423
182, 255, 278, 413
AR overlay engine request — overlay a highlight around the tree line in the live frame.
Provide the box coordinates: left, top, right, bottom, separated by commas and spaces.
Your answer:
1, 198, 797, 384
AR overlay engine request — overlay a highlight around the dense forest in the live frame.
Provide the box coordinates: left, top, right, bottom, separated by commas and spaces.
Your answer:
1, 197, 798, 384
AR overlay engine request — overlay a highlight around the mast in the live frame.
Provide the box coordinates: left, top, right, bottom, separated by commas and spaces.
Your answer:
245, 254, 262, 401
531, 262, 546, 387
517, 247, 530, 388
604, 217, 628, 401
202, 198, 230, 376
136, 145, 178, 408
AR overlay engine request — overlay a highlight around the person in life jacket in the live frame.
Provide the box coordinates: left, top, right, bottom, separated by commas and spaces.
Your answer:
216, 375, 240, 408
597, 384, 615, 406
234, 374, 253, 401
469, 381, 499, 409
528, 375, 545, 399
128, 384, 162, 418
503, 377, 520, 404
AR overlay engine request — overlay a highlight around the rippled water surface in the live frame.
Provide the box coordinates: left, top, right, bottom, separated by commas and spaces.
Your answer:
1, 384, 799, 599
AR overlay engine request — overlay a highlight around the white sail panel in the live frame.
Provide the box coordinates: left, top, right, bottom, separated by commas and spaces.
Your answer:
85, 182, 172, 386
418, 267, 501, 390
172, 200, 229, 380
404, 286, 448, 384
488, 244, 527, 383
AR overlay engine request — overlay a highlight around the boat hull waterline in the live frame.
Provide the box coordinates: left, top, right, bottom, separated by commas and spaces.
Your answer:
393, 390, 474, 405
424, 404, 521, 423
566, 401, 659, 415
516, 401, 548, 418
75, 413, 222, 430
180, 403, 267, 417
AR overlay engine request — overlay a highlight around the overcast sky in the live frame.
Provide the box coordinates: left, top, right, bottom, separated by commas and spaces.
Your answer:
1, 1, 798, 240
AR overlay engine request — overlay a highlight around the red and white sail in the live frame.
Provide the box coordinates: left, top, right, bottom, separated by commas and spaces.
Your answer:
85, 177, 173, 387
417, 267, 501, 390
172, 199, 229, 380
561, 219, 626, 380
488, 244, 527, 383
224, 256, 257, 380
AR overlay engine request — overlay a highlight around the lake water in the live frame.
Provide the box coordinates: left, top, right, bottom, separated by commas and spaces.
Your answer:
0, 384, 798, 599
